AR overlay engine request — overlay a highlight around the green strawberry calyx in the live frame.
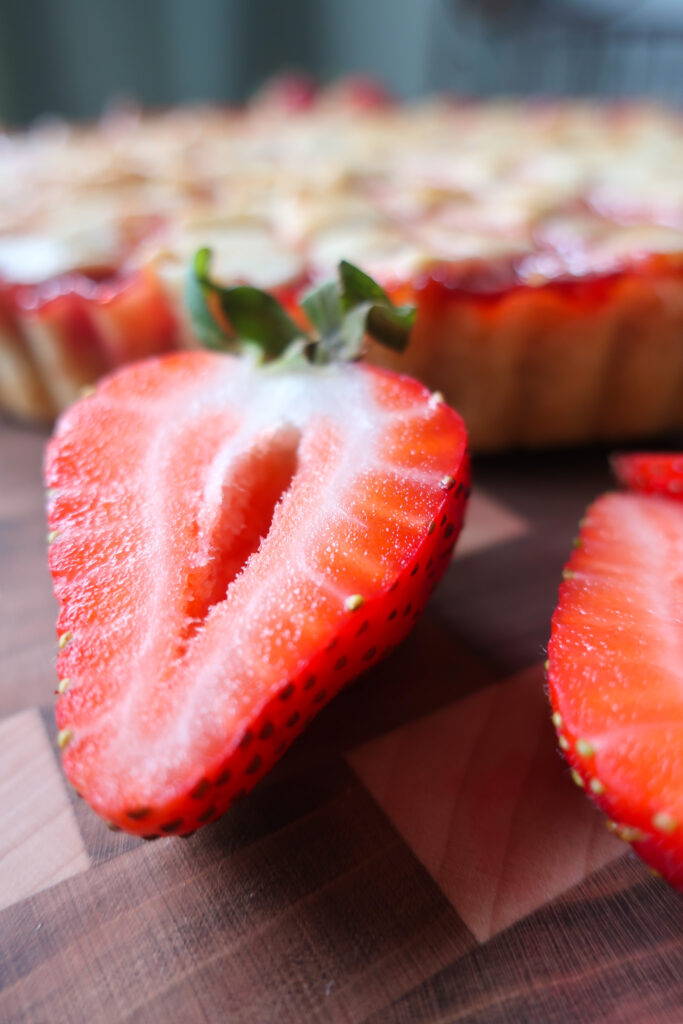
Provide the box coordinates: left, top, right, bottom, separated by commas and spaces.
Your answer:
186, 248, 416, 366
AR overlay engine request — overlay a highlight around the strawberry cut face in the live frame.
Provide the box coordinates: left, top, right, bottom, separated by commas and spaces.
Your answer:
46, 350, 469, 835
548, 490, 683, 888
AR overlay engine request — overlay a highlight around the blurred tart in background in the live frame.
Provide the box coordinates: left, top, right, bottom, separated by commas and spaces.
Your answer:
1, 76, 682, 450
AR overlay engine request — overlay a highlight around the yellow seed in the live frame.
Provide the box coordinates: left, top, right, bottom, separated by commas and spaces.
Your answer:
551, 710, 562, 729
576, 738, 595, 758
647, 866, 662, 879
57, 677, 70, 695
57, 728, 73, 750
58, 631, 73, 650
605, 819, 618, 833
429, 391, 445, 407
570, 769, 584, 788
652, 812, 678, 835
617, 825, 645, 844
562, 569, 575, 581
79, 384, 96, 399
344, 594, 364, 612
428, 520, 435, 534
440, 475, 455, 490
47, 530, 60, 544
559, 735, 570, 751
589, 778, 605, 795
572, 537, 582, 549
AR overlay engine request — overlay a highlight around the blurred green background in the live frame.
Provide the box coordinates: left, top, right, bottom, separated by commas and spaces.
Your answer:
0, 0, 682, 124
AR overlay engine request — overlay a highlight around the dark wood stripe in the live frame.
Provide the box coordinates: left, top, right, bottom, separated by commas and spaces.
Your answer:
0, 761, 473, 1022
368, 856, 683, 1024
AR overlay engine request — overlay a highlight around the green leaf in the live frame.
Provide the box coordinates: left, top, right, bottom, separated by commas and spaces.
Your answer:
365, 303, 415, 353
186, 248, 303, 360
336, 302, 372, 362
185, 248, 235, 351
300, 279, 342, 337
216, 285, 302, 360
338, 260, 391, 312
185, 251, 416, 367
337, 260, 415, 354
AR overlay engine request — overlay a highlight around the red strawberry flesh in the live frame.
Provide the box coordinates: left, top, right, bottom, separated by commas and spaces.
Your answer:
548, 491, 683, 887
47, 350, 468, 834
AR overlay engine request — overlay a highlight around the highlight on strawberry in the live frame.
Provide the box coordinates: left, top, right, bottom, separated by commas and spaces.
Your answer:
46, 254, 470, 838
547, 452, 683, 888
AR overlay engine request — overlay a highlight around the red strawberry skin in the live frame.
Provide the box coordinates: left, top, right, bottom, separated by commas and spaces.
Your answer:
611, 452, 683, 500
547, 491, 683, 888
46, 351, 469, 836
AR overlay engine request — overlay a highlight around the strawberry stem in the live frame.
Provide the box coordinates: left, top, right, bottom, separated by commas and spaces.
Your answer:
186, 250, 416, 365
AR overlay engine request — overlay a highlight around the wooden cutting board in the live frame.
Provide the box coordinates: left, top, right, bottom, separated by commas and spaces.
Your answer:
1, 419, 681, 1023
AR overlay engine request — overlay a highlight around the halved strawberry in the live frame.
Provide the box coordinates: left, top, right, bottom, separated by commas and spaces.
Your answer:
611, 452, 683, 500
547, 489, 683, 888
46, 258, 469, 837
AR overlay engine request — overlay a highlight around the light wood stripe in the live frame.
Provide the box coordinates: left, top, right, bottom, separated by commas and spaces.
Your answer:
0, 709, 90, 910
349, 664, 623, 941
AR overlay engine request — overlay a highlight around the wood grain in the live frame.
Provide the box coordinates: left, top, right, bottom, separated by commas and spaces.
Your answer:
0, 763, 473, 1024
349, 664, 623, 940
370, 857, 683, 1024
0, 422, 56, 718
0, 709, 89, 910
454, 487, 529, 559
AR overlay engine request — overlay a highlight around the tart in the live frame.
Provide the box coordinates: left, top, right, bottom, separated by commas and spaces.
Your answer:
1, 78, 682, 449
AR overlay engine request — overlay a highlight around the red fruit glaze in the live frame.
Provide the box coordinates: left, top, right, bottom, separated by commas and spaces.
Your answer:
46, 351, 469, 836
547, 491, 683, 888
322, 75, 394, 110
250, 73, 318, 112
611, 452, 683, 501
415, 252, 683, 311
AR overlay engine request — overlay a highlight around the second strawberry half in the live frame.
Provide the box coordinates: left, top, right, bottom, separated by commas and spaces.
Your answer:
46, 257, 470, 837
547, 453, 683, 888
